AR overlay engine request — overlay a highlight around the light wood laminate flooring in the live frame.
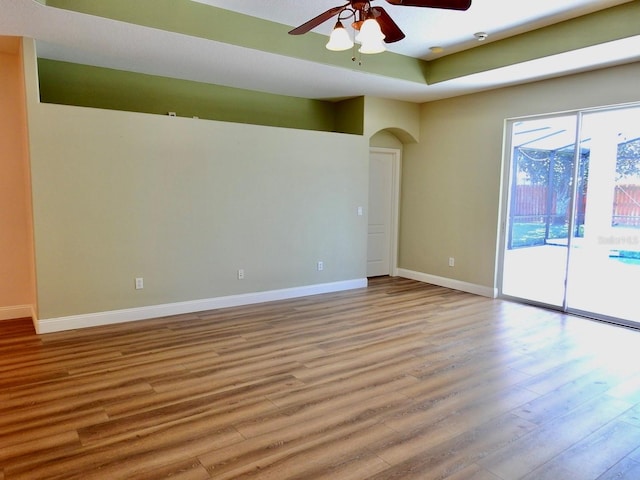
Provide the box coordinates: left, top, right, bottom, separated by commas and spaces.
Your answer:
2, 277, 640, 479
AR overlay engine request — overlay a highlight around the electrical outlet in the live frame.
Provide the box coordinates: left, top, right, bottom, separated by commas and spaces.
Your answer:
238, 269, 244, 280
448, 257, 455, 267
135, 277, 144, 290
317, 261, 324, 271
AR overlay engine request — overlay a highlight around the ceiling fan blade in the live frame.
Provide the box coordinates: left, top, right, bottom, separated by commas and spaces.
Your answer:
288, 5, 348, 35
385, 0, 471, 11
371, 6, 405, 43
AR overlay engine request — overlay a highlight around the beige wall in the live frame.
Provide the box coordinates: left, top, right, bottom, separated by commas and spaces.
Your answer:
364, 97, 420, 144
370, 130, 403, 150
400, 61, 640, 289
27, 108, 369, 320
22, 40, 369, 321
0, 37, 35, 319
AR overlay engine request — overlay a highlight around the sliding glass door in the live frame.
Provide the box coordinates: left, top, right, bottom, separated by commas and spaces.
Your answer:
566, 106, 640, 324
501, 114, 579, 308
501, 104, 640, 326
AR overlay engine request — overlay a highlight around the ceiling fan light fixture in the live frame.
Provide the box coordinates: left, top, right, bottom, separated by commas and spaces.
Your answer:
326, 21, 354, 51
289, 0, 474, 57
355, 18, 386, 54
358, 38, 386, 54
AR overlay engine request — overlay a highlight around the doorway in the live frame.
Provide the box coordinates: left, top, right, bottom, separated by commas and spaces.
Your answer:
367, 148, 400, 278
500, 104, 640, 326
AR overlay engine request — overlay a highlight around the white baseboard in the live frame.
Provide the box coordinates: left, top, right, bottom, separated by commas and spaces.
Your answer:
397, 268, 497, 298
35, 278, 368, 334
0, 304, 34, 321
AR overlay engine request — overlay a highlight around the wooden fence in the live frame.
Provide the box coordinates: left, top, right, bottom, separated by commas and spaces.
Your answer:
512, 184, 640, 228
614, 184, 640, 227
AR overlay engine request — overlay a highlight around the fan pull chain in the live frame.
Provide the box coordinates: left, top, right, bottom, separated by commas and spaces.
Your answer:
351, 39, 362, 66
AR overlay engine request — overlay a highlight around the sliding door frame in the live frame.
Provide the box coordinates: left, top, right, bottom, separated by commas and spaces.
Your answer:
497, 102, 640, 328
497, 111, 579, 312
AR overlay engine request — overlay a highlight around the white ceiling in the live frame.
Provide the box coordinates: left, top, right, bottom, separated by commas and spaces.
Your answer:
1, 0, 639, 103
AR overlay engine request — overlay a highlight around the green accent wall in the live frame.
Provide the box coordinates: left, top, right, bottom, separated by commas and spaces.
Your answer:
38, 59, 364, 133
335, 97, 366, 136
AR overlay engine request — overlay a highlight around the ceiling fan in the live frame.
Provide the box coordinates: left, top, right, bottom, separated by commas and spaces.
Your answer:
289, 0, 472, 49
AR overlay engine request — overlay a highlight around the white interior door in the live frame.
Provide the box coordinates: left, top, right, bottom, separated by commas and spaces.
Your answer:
367, 148, 399, 277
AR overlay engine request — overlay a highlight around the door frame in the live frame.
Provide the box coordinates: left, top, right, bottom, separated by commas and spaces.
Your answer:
368, 147, 401, 277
